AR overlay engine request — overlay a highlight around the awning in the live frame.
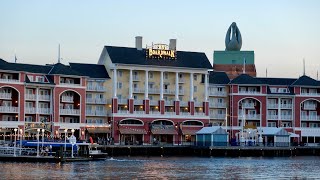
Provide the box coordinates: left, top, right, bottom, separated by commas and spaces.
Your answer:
87, 127, 110, 134
151, 128, 177, 135
289, 132, 300, 138
182, 129, 200, 135
119, 128, 147, 135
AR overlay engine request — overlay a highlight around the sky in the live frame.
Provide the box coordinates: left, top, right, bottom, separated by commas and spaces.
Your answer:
1, 0, 320, 78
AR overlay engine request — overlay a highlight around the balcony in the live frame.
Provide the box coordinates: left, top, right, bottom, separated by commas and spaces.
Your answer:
0, 78, 19, 83
86, 85, 106, 92
0, 93, 11, 99
149, 88, 160, 94
150, 111, 160, 115
180, 101, 188, 107
95, 98, 107, 104
86, 110, 107, 116
60, 82, 81, 87
194, 101, 202, 107
86, 98, 95, 103
178, 89, 184, 95
180, 112, 190, 116
165, 100, 174, 106
59, 109, 80, 115
301, 92, 320, 96
134, 111, 145, 114
303, 104, 317, 110
25, 107, 36, 114
61, 96, 74, 103
178, 78, 185, 83
239, 90, 261, 95
150, 100, 158, 106
163, 89, 175, 95
25, 94, 36, 100
301, 115, 320, 121
164, 111, 175, 115
267, 103, 278, 109
194, 112, 205, 116
280, 104, 292, 109
267, 115, 278, 120
211, 102, 226, 108
210, 113, 226, 119
38, 108, 50, 114
133, 88, 144, 93
118, 98, 128, 105
208, 91, 227, 96
39, 95, 50, 101
134, 99, 143, 105
280, 115, 292, 120
0, 106, 18, 113
241, 103, 255, 108
117, 110, 129, 114
245, 114, 261, 120
133, 75, 140, 81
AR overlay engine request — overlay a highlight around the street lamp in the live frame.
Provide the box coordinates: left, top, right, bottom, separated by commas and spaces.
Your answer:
240, 107, 245, 146
19, 129, 23, 155
37, 128, 40, 157
71, 129, 75, 158
41, 129, 45, 150
13, 128, 17, 157
64, 129, 68, 152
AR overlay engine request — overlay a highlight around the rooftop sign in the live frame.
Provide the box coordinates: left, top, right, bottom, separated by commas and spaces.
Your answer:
146, 44, 176, 59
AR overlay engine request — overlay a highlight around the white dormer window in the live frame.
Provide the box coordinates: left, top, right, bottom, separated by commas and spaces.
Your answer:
279, 88, 288, 93
36, 76, 44, 82
28, 75, 34, 82
270, 88, 277, 93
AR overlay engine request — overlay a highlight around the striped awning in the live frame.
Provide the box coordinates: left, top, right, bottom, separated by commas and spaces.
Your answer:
119, 128, 147, 135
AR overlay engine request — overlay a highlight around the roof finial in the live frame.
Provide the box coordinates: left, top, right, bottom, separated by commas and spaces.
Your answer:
303, 58, 305, 76
58, 44, 61, 63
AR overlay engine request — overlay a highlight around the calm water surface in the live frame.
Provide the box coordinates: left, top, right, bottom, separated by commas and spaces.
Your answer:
0, 156, 319, 179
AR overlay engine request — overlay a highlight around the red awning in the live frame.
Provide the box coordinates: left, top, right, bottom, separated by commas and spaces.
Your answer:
151, 128, 177, 135
181, 129, 199, 135
119, 128, 147, 135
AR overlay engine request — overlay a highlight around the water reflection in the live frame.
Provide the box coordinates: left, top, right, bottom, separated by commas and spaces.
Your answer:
0, 156, 319, 179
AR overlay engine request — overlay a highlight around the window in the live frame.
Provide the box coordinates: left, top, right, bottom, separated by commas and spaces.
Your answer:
118, 70, 123, 77
25, 102, 33, 108
218, 98, 223, 104
217, 87, 223, 92
36, 76, 44, 82
87, 94, 92, 99
193, 74, 197, 81
301, 122, 307, 127
149, 72, 153, 79
148, 83, 154, 89
164, 84, 168, 90
268, 122, 276, 127
27, 75, 34, 82
117, 82, 122, 89
194, 86, 197, 92
149, 96, 153, 100
26, 89, 33, 95
279, 88, 288, 93
164, 72, 168, 79
117, 95, 122, 99
133, 83, 138, 89
133, 95, 137, 100
270, 88, 277, 93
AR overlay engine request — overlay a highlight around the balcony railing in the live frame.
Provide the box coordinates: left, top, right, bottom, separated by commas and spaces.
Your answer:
25, 94, 36, 100
280, 115, 292, 120
239, 91, 261, 95
25, 107, 36, 114
178, 89, 184, 95
301, 115, 320, 121
267, 103, 278, 109
149, 88, 160, 94
194, 101, 202, 107
194, 112, 205, 116
267, 115, 278, 120
211, 102, 226, 108
134, 99, 143, 105
86, 85, 106, 91
61, 96, 74, 102
164, 111, 175, 115
134, 111, 145, 114
303, 104, 316, 110
59, 109, 80, 115
133, 75, 139, 81
86, 110, 107, 116
0, 93, 11, 99
178, 78, 185, 83
241, 103, 255, 108
180, 112, 190, 116
150, 111, 160, 115
163, 89, 175, 95
150, 100, 158, 106
38, 95, 50, 101
238, 114, 261, 120
0, 106, 18, 113
165, 100, 174, 106
118, 98, 128, 104
118, 110, 129, 114
38, 108, 50, 114
209, 113, 226, 119
0, 78, 19, 83
208, 91, 227, 96
60, 82, 81, 86
133, 88, 144, 93
95, 98, 107, 104
301, 92, 320, 96
180, 101, 188, 107
280, 104, 292, 109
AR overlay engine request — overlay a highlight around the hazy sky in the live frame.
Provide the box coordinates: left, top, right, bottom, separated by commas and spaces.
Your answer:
1, 0, 320, 78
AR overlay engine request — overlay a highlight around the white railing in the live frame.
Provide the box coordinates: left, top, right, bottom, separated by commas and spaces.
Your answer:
86, 86, 95, 91
280, 104, 292, 109
267, 103, 278, 109
163, 89, 175, 95
118, 110, 129, 114
179, 89, 184, 95
180, 112, 190, 116
301, 92, 320, 96
241, 103, 255, 108
86, 98, 95, 103
180, 101, 188, 107
208, 91, 227, 96
86, 110, 95, 116
0, 93, 11, 99
25, 107, 36, 114
0, 78, 19, 83
133, 75, 139, 81
150, 111, 160, 115
59, 109, 80, 115
38, 95, 50, 101
301, 115, 320, 121
245, 114, 261, 120
134, 111, 145, 114
61, 96, 73, 102
118, 98, 128, 104
95, 98, 107, 104
95, 110, 107, 116
303, 104, 316, 110
178, 78, 185, 83
194, 101, 202, 107
60, 82, 81, 86
194, 112, 205, 116
267, 115, 278, 120
165, 100, 174, 106
25, 94, 36, 100
149, 88, 160, 94
164, 111, 175, 115
239, 91, 261, 94
133, 88, 144, 93
211, 102, 226, 108
0, 106, 18, 113
210, 114, 226, 119
38, 108, 50, 114
134, 99, 143, 105
280, 115, 292, 120
86, 86, 106, 91
150, 100, 158, 106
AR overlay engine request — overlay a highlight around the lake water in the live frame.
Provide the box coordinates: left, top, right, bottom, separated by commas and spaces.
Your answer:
1, 156, 320, 179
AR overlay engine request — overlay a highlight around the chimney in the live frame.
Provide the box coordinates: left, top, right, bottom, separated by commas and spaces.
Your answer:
135, 36, 143, 50
169, 39, 177, 50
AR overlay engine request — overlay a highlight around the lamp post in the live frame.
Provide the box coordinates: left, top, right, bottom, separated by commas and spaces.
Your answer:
13, 128, 17, 157
240, 107, 245, 146
37, 128, 40, 157
41, 129, 45, 150
19, 128, 23, 155
71, 129, 75, 158
64, 129, 68, 152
